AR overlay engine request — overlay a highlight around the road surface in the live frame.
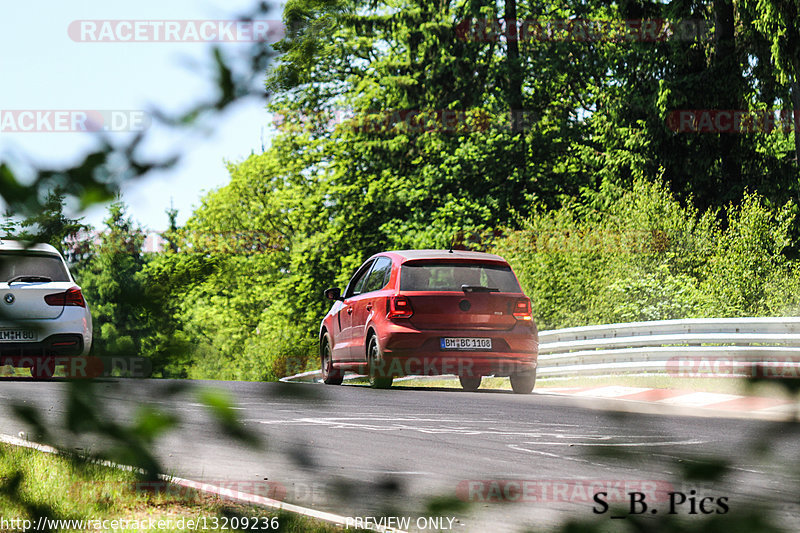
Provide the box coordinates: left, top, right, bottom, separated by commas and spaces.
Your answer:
0, 379, 796, 532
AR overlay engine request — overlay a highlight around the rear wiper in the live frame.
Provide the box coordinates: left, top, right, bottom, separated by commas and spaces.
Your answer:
7, 275, 52, 284
461, 285, 499, 293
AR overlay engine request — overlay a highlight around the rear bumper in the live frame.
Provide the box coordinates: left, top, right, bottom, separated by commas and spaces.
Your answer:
369, 353, 537, 378
374, 321, 538, 377
0, 310, 92, 356
0, 334, 85, 359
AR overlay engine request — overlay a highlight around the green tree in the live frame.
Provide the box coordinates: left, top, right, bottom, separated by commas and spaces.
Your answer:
79, 201, 147, 357
162, 201, 180, 254
13, 189, 90, 257
171, 137, 329, 380
0, 211, 16, 239
744, 0, 800, 163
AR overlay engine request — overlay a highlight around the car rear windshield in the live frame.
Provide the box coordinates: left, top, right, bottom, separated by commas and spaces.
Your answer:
400, 262, 521, 292
0, 252, 70, 282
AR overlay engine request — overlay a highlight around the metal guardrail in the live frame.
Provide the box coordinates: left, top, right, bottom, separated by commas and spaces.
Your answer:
281, 318, 800, 382
537, 317, 800, 378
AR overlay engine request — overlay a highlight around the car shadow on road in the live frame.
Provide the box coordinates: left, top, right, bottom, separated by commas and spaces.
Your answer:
0, 376, 118, 382
343, 383, 515, 394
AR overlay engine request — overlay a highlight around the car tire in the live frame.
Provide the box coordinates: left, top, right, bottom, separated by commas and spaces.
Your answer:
31, 358, 56, 379
459, 376, 481, 391
510, 370, 536, 394
321, 335, 343, 385
367, 335, 393, 389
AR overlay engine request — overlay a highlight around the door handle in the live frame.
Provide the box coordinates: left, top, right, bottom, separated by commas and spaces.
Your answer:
346, 307, 353, 315
366, 303, 373, 311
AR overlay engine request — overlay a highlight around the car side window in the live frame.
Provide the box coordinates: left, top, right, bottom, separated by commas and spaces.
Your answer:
345, 260, 375, 297
361, 257, 392, 294
383, 260, 393, 286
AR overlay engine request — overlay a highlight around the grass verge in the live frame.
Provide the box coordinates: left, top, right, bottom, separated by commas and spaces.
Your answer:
0, 443, 355, 533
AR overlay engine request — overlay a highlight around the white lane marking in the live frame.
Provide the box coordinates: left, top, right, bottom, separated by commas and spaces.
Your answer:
508, 445, 562, 459
348, 468, 431, 475
507, 445, 611, 468
755, 404, 797, 414
650, 453, 768, 475
248, 415, 636, 432
187, 403, 246, 410
520, 439, 706, 447
255, 417, 472, 424
513, 434, 667, 441
571, 386, 652, 397
168, 476, 407, 533
657, 392, 743, 406
250, 417, 695, 451
0, 434, 60, 454
252, 417, 674, 440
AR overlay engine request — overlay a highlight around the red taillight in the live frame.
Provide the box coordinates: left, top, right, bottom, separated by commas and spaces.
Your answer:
513, 298, 532, 321
44, 288, 86, 308
387, 295, 413, 319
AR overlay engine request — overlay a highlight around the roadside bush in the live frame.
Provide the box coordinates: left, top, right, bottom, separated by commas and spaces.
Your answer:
495, 179, 800, 329
244, 310, 317, 381
699, 193, 800, 316
496, 179, 709, 328
497, 208, 606, 329
184, 306, 315, 382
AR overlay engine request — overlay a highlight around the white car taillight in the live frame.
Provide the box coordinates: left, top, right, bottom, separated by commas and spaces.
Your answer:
44, 288, 86, 308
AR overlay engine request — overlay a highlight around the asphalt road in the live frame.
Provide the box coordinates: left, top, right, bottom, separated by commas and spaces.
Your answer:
0, 379, 797, 532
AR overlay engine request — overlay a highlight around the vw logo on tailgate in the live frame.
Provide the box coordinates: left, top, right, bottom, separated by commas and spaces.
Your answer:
3, 293, 14, 304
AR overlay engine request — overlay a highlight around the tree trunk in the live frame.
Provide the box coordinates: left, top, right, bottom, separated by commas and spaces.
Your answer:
713, 0, 742, 196
505, 0, 524, 134
791, 57, 800, 164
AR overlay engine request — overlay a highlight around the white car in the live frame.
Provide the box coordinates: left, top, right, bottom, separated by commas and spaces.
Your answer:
0, 240, 92, 377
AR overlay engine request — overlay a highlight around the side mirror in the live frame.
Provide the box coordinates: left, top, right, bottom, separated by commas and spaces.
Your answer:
324, 287, 343, 301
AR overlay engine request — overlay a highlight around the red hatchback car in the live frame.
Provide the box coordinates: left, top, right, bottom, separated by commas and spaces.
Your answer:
319, 250, 539, 393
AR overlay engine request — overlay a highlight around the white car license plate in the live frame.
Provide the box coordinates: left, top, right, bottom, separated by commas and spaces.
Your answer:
0, 329, 37, 342
440, 337, 492, 350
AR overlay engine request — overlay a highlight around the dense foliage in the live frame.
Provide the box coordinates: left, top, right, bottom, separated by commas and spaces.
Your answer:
3, 4, 800, 533
161, 0, 800, 379
7, 0, 800, 381
496, 180, 800, 329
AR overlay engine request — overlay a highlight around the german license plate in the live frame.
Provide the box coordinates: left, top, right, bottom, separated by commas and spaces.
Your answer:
440, 337, 492, 350
0, 329, 37, 342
